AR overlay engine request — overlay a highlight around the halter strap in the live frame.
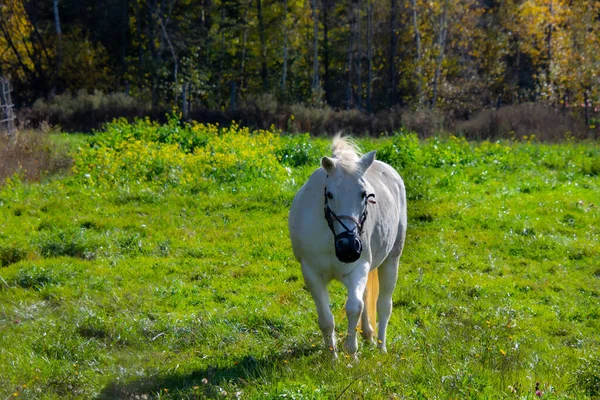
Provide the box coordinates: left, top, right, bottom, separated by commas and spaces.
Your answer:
324, 187, 374, 236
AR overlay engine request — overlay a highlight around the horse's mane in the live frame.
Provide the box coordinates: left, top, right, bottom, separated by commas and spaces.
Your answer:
331, 134, 362, 174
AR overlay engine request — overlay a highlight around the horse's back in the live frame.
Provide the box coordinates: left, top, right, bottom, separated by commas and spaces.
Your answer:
365, 160, 407, 263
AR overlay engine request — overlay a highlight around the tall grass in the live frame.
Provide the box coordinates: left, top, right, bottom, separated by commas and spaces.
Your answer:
0, 127, 72, 185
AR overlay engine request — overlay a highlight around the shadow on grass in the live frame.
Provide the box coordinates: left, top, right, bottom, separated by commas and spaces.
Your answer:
97, 344, 318, 399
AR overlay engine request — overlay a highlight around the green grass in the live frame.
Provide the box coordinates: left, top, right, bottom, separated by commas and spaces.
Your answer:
0, 124, 599, 399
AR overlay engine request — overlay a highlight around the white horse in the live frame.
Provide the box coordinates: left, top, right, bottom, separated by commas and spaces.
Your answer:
289, 136, 407, 358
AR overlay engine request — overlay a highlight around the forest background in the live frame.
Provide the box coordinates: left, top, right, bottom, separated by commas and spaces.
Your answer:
1, 0, 600, 138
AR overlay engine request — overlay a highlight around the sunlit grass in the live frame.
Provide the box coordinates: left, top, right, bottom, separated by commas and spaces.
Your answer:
1, 123, 599, 399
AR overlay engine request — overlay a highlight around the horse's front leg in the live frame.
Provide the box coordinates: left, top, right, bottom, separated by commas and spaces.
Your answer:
342, 263, 369, 359
301, 263, 337, 358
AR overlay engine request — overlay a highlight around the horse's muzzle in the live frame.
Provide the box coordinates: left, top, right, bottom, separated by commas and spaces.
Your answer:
334, 231, 362, 263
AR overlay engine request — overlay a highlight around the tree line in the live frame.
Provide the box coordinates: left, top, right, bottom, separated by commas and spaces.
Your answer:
1, 0, 599, 124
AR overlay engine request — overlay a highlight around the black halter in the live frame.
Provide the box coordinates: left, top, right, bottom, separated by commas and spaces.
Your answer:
323, 187, 375, 237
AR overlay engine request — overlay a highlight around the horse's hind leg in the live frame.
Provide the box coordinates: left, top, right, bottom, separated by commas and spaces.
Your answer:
377, 254, 400, 352
360, 269, 378, 344
301, 263, 337, 357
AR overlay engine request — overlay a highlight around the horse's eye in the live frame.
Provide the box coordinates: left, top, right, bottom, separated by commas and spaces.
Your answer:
361, 191, 367, 198
327, 192, 333, 200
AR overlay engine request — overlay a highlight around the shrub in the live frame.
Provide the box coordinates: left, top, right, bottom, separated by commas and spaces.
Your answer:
400, 107, 447, 138
91, 115, 209, 153
376, 132, 423, 169
186, 124, 286, 186
0, 128, 72, 185
239, 93, 279, 116
73, 119, 287, 192
19, 90, 152, 132
422, 135, 475, 168
456, 103, 590, 141
288, 104, 334, 135
276, 134, 329, 168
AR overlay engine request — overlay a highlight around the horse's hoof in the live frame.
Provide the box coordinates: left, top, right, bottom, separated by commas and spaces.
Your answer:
330, 352, 339, 362
327, 346, 338, 360
343, 342, 358, 356
361, 332, 374, 343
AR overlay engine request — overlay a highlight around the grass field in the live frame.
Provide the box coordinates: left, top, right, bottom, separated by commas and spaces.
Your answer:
1, 120, 599, 399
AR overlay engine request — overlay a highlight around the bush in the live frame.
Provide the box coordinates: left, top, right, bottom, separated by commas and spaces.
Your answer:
73, 119, 287, 192
456, 103, 590, 141
91, 115, 209, 153
0, 128, 72, 185
399, 107, 447, 138
288, 105, 334, 135
19, 90, 152, 132
376, 132, 423, 169
276, 134, 329, 168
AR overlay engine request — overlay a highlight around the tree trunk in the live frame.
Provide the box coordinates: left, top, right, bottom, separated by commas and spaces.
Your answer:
157, 13, 178, 85
431, 1, 447, 109
135, 3, 144, 88
322, 0, 331, 104
148, 0, 159, 107
366, 0, 373, 113
120, 0, 130, 88
281, 0, 289, 94
388, 0, 397, 107
346, 1, 357, 109
546, 0, 554, 103
203, 0, 212, 66
355, 0, 362, 110
256, 0, 269, 91
240, 3, 250, 92
411, 0, 422, 107
53, 0, 62, 79
584, 88, 589, 128
181, 82, 188, 119
310, 0, 319, 92
218, 7, 225, 87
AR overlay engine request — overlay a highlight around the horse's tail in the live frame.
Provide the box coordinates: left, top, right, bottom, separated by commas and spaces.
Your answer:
365, 268, 379, 332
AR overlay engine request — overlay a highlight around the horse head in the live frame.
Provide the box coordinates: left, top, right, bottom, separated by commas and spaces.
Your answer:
321, 150, 377, 263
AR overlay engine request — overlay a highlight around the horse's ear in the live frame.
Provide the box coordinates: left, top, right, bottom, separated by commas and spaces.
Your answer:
358, 150, 376, 173
321, 156, 337, 174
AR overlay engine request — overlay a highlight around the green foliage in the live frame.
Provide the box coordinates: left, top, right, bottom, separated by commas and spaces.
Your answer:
376, 132, 423, 169
15, 264, 65, 289
0, 124, 599, 399
75, 118, 287, 192
3, 0, 600, 135
0, 243, 27, 267
275, 133, 329, 167
91, 115, 206, 153
575, 355, 600, 397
